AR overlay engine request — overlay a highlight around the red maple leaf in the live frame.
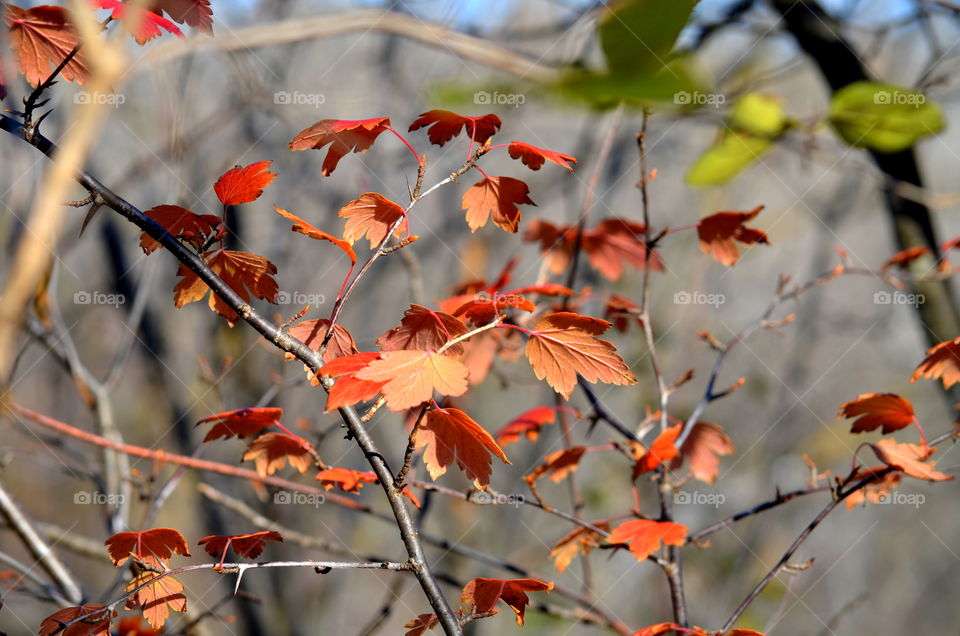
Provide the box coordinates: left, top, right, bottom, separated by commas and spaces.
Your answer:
868, 439, 953, 481
356, 350, 469, 411
7, 5, 91, 86
196, 407, 282, 442
413, 407, 509, 488
105, 528, 191, 568
377, 304, 470, 356
670, 422, 735, 484
697, 206, 769, 266
124, 573, 186, 630
911, 336, 960, 388
94, 1, 183, 44
461, 176, 535, 233
632, 424, 681, 477
525, 447, 588, 484
139, 205, 220, 254
213, 160, 277, 206
289, 117, 391, 176
338, 192, 409, 247
838, 393, 917, 434
198, 531, 283, 568
152, 0, 213, 33
408, 110, 501, 146
40, 604, 111, 636
318, 352, 385, 411
316, 467, 378, 493
605, 519, 688, 561
461, 577, 553, 626
496, 406, 563, 446
172, 249, 279, 326
242, 433, 314, 477
507, 141, 576, 171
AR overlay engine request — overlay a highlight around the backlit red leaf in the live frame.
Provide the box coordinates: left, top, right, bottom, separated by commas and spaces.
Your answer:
94, 1, 183, 44
507, 141, 576, 172
377, 304, 470, 356
697, 206, 769, 266
453, 293, 535, 326
105, 528, 190, 568
318, 352, 384, 411
289, 117, 391, 176
404, 613, 440, 636
496, 406, 561, 446
549, 522, 609, 573
605, 519, 688, 561
173, 249, 279, 326
838, 393, 916, 434
632, 424, 681, 477
408, 110, 501, 146
461, 577, 553, 626
125, 573, 186, 630
911, 337, 960, 388
339, 192, 408, 248
869, 439, 953, 481
214, 161, 276, 206
275, 207, 357, 264
524, 312, 637, 398
316, 467, 377, 493
355, 350, 469, 411
242, 433, 314, 477
413, 407, 509, 488
196, 407, 282, 442
670, 422, 735, 484
152, 0, 213, 33
7, 5, 91, 86
461, 176, 535, 233
198, 531, 283, 564
525, 446, 587, 483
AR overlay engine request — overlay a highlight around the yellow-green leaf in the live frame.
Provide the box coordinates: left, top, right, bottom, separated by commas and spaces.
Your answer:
729, 93, 787, 137
829, 82, 944, 153
686, 131, 773, 187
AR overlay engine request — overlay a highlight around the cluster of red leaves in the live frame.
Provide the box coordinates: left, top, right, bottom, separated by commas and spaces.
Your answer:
196, 407, 314, 477
524, 218, 664, 281
7, 2, 211, 87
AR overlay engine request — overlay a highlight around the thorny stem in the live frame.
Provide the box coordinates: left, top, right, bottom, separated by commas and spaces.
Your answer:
0, 115, 464, 636
395, 405, 429, 489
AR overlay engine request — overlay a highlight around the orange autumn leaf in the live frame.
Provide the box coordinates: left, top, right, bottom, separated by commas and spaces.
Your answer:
198, 531, 283, 566
316, 467, 377, 493
105, 528, 191, 568
524, 312, 637, 399
526, 447, 587, 484
40, 604, 111, 636
911, 337, 960, 388
339, 192, 408, 248
196, 407, 282, 442
868, 439, 953, 481
549, 522, 609, 573
671, 422, 735, 484
287, 318, 359, 362
633, 424, 681, 477
461, 176, 536, 233
453, 293, 535, 326
414, 407, 509, 488
213, 160, 276, 206
845, 467, 902, 508
139, 205, 220, 254
404, 613, 441, 636
605, 519, 688, 561
289, 117, 391, 176
319, 352, 385, 411
356, 350, 469, 411
173, 249, 278, 326
496, 406, 560, 446
125, 573, 186, 630
838, 393, 916, 434
604, 293, 643, 333
881, 245, 931, 270
152, 0, 212, 32
377, 304, 470, 356
408, 110, 501, 146
507, 141, 576, 172
275, 207, 356, 264
114, 616, 158, 636
242, 433, 314, 477
7, 5, 91, 86
93, 1, 183, 45
697, 206, 769, 266
461, 577, 553, 626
